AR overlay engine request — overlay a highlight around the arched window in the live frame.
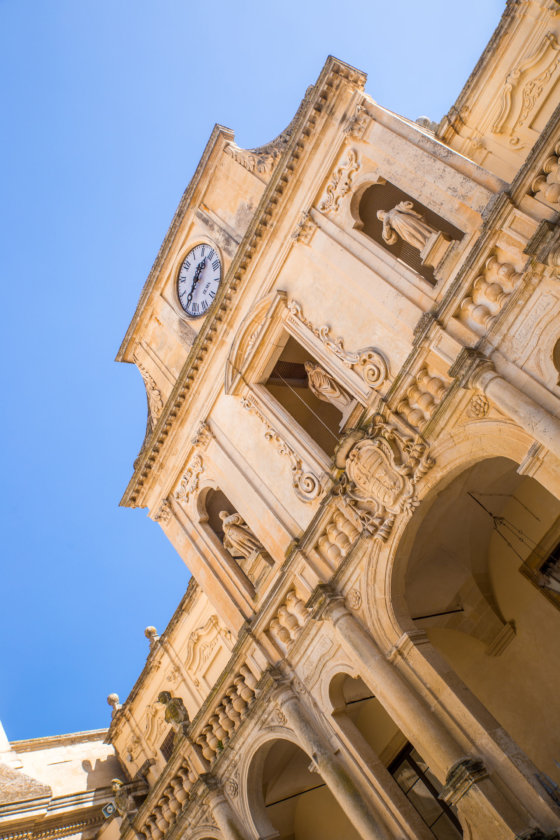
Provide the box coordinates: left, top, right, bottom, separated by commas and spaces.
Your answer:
357, 182, 463, 284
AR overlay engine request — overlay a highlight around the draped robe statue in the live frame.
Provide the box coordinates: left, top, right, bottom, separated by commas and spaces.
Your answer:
304, 361, 352, 413
377, 201, 439, 252
219, 511, 263, 559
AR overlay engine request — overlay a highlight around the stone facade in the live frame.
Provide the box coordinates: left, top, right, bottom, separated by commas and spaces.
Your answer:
5, 3, 560, 840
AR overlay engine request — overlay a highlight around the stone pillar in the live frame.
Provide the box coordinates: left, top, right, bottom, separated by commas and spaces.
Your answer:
276, 681, 391, 840
316, 591, 464, 776
451, 350, 560, 461
201, 776, 250, 840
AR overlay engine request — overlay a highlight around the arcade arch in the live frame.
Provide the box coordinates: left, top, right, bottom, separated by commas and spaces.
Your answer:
396, 456, 560, 784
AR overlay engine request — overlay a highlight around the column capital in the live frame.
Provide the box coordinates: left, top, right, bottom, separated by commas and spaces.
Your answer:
439, 757, 488, 806
448, 348, 496, 391
306, 583, 348, 623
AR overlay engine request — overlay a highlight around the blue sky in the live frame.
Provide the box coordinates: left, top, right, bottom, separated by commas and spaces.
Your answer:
0, 0, 505, 741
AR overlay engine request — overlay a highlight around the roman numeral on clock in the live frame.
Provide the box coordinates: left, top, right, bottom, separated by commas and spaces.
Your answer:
212, 259, 220, 271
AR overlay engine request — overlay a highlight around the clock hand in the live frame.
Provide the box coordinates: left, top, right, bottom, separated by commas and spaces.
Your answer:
186, 258, 207, 309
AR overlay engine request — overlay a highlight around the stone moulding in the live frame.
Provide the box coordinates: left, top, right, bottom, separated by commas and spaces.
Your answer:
286, 299, 388, 390
240, 393, 321, 503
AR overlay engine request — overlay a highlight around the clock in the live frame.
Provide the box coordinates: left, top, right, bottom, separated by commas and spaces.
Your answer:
177, 243, 222, 318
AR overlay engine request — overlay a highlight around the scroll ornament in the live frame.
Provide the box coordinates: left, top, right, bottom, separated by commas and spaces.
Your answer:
286, 300, 388, 390
335, 415, 434, 541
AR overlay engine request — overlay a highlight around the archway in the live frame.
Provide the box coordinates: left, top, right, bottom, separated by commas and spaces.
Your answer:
329, 673, 462, 838
399, 456, 560, 785
247, 737, 362, 840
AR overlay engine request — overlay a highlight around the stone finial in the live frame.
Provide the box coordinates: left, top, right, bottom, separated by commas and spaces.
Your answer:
107, 693, 121, 717
145, 626, 159, 650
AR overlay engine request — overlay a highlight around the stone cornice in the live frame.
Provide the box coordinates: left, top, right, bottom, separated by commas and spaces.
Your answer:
119, 56, 366, 509
10, 730, 108, 753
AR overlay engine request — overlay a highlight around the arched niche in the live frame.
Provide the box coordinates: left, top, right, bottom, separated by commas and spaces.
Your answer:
246, 737, 361, 840
197, 485, 272, 591
397, 456, 560, 784
355, 181, 463, 285
328, 673, 463, 838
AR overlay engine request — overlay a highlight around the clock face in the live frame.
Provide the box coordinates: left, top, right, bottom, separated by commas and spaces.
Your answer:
177, 243, 222, 318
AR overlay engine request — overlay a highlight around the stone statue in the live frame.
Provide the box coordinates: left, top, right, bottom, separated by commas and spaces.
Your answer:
111, 779, 137, 818
157, 691, 189, 734
377, 201, 438, 252
219, 511, 263, 560
304, 361, 352, 413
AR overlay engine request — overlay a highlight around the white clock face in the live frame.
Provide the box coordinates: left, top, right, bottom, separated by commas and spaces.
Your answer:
177, 243, 221, 318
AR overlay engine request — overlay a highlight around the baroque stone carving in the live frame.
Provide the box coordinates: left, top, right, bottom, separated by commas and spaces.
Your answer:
335, 415, 434, 541
440, 757, 488, 806
145, 626, 160, 650
107, 693, 121, 717
457, 255, 523, 334
345, 588, 362, 610
191, 421, 212, 448
157, 691, 190, 738
175, 455, 204, 504
268, 589, 308, 649
287, 299, 388, 389
305, 361, 352, 413
292, 210, 316, 245
220, 512, 264, 559
344, 102, 372, 139
184, 615, 223, 676
240, 393, 321, 502
468, 394, 490, 418
111, 779, 138, 819
134, 355, 164, 423
377, 201, 440, 252
315, 504, 361, 566
153, 500, 171, 524
492, 32, 560, 143
224, 778, 238, 798
531, 139, 560, 205
319, 148, 359, 213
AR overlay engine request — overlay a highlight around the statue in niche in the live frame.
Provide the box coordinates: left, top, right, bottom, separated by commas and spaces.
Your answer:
377, 201, 439, 252
219, 511, 263, 559
305, 361, 352, 413
157, 691, 189, 734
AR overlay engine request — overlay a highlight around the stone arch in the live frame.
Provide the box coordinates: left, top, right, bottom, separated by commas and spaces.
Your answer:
242, 734, 363, 840
371, 423, 560, 786
324, 671, 463, 838
365, 417, 538, 648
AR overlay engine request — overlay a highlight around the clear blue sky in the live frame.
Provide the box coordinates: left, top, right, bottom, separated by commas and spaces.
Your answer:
0, 0, 505, 741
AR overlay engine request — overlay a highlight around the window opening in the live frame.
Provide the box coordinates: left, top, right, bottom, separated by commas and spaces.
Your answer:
389, 743, 463, 838
264, 336, 352, 456
160, 729, 175, 762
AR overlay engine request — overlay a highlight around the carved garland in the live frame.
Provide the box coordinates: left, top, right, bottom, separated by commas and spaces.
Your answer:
319, 148, 360, 213
134, 355, 163, 421
286, 299, 388, 389
240, 393, 321, 502
175, 455, 204, 504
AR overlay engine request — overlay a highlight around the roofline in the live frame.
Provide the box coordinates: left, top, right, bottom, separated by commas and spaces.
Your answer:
10, 729, 108, 753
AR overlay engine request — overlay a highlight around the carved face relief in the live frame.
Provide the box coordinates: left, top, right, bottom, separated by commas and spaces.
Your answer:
346, 439, 406, 512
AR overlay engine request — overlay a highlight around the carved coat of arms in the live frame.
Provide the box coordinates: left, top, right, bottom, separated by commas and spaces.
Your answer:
336, 415, 434, 541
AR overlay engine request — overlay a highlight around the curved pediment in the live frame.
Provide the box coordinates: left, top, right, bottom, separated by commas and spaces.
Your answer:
225, 291, 287, 394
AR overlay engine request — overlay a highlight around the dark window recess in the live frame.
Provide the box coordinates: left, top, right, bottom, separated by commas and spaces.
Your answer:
160, 729, 175, 762
540, 539, 560, 592
389, 743, 463, 837
358, 182, 463, 286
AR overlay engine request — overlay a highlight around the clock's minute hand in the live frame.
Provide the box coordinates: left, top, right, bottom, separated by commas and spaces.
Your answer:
186, 258, 206, 309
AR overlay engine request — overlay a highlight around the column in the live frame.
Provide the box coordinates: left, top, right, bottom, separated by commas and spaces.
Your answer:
276, 681, 391, 840
202, 776, 251, 840
450, 350, 560, 461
